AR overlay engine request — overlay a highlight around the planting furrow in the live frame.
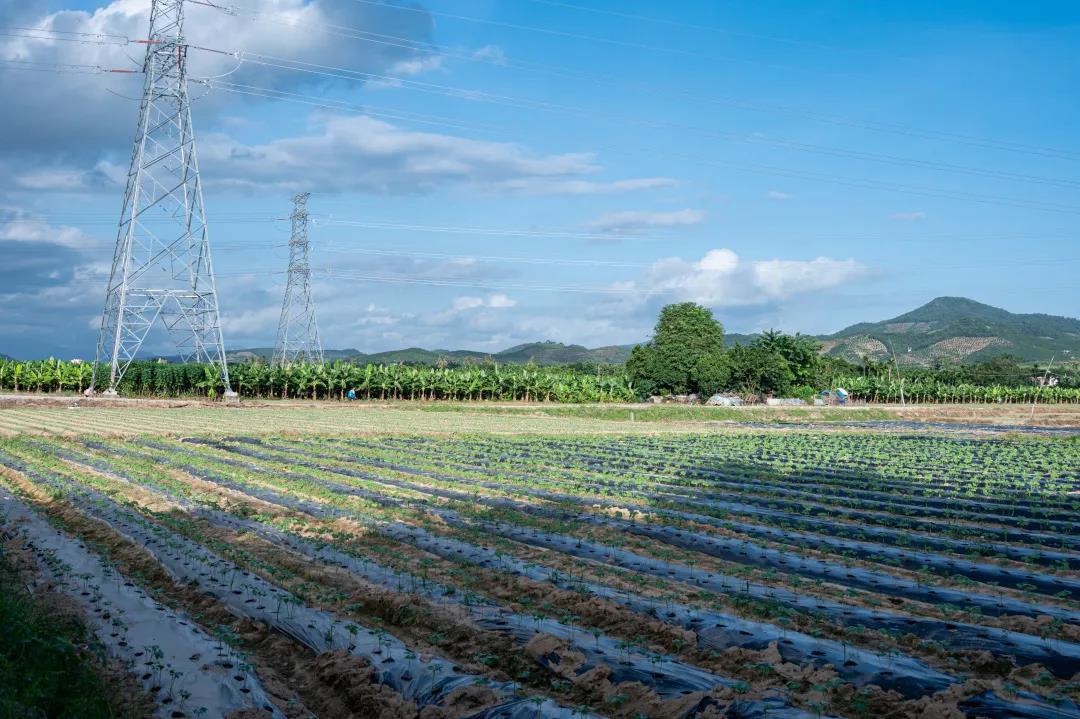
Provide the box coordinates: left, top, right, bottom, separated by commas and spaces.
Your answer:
373, 438, 1080, 550
370, 437, 1080, 518
51, 443, 837, 718
102, 441, 1080, 678
103, 443, 973, 699
545, 437, 1078, 498
339, 437, 1080, 570
211, 439, 1080, 621
478, 436, 1079, 501
0, 488, 282, 719
79, 443, 1080, 717
0, 451, 604, 719
301, 438, 1080, 584
525, 448, 1080, 537
184, 500, 817, 717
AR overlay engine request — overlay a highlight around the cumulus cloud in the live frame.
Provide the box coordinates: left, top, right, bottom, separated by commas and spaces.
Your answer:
0, 206, 92, 248
495, 177, 677, 196
197, 114, 602, 194
618, 248, 868, 308
425, 293, 517, 315
0, 207, 109, 357
766, 190, 793, 201
471, 45, 507, 66
0, 0, 435, 162
889, 211, 926, 221
586, 208, 705, 234
14, 160, 124, 191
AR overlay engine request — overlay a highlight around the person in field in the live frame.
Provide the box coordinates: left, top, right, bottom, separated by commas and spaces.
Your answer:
346, 387, 357, 401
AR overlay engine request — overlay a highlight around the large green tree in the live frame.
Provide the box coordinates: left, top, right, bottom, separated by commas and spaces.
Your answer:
627, 302, 725, 395
726, 344, 795, 395
753, 330, 823, 388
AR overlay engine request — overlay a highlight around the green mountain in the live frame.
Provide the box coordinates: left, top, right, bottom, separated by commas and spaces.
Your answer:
492, 342, 632, 365
225, 347, 361, 363
219, 297, 1076, 368
819, 297, 1079, 366
225, 342, 633, 366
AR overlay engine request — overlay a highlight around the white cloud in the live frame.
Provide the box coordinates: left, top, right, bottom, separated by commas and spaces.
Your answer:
197, 114, 603, 194
698, 248, 739, 273
14, 161, 123, 191
889, 211, 926, 221
766, 190, 793, 201
618, 249, 868, 307
0, 207, 90, 248
219, 305, 281, 336
452, 296, 486, 311
451, 294, 516, 311
425, 293, 518, 326
586, 208, 706, 234
0, 0, 435, 161
496, 177, 678, 196
472, 45, 508, 66
388, 55, 444, 76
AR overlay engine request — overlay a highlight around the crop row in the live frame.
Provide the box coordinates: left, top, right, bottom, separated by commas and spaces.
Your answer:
1, 431, 1078, 718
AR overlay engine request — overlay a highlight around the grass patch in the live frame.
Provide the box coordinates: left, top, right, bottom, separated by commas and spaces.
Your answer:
0, 547, 141, 719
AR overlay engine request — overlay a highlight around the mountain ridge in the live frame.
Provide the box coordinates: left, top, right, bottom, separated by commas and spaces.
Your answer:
9, 297, 1066, 365
219, 297, 1076, 367
819, 297, 1079, 365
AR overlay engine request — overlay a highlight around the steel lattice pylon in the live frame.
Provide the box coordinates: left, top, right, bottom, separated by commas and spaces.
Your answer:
92, 0, 234, 395
272, 192, 324, 366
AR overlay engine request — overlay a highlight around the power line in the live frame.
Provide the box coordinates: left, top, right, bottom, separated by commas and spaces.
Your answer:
343, 0, 830, 76
201, 80, 499, 134
0, 59, 119, 74
4, 215, 1078, 247
313, 218, 672, 242
11, 32, 1078, 200
184, 6, 1080, 168
194, 52, 1080, 206
0, 26, 130, 45
334, 1, 1080, 161
320, 246, 649, 268
318, 267, 1078, 296
12, 7, 1080, 164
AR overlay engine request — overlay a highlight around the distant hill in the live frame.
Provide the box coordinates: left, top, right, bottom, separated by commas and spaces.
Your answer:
491, 342, 632, 365
820, 297, 1079, 366
225, 347, 361, 363
225, 341, 634, 366
219, 297, 1077, 368
0, 353, 11, 361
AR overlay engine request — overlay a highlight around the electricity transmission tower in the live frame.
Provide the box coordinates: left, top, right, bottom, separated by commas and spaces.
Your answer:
93, 0, 234, 396
272, 193, 324, 366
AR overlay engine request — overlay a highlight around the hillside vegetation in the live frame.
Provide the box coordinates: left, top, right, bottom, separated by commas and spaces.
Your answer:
820, 297, 1079, 365
225, 341, 634, 367
214, 297, 1076, 369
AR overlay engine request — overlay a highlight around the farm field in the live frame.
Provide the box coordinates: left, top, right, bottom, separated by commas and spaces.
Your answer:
1, 424, 1079, 718
2, 398, 1080, 438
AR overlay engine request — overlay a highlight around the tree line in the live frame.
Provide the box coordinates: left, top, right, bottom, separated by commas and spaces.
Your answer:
3, 302, 1075, 403
625, 303, 1079, 402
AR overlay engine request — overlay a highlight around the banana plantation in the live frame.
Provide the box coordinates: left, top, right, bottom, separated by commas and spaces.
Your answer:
3, 358, 1079, 403
837, 376, 1080, 404
0, 359, 637, 402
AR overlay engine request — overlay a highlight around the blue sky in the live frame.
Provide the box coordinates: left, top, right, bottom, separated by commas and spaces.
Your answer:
1, 0, 1077, 359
